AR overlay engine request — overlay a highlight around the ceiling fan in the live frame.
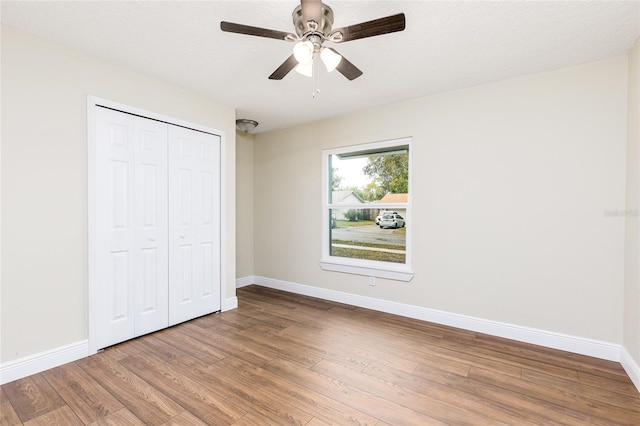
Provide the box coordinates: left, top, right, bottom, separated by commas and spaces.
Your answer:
220, 0, 406, 81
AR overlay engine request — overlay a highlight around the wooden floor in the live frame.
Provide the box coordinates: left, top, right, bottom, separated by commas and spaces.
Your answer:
2, 285, 639, 425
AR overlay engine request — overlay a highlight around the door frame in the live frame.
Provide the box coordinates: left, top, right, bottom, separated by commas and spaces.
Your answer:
87, 96, 227, 354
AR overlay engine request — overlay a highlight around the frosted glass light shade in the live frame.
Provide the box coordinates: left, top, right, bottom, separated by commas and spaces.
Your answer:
293, 40, 314, 64
320, 47, 342, 72
294, 61, 313, 77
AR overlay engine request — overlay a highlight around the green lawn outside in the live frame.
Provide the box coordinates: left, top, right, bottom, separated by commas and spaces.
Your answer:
335, 220, 375, 227
331, 246, 405, 263
331, 239, 406, 263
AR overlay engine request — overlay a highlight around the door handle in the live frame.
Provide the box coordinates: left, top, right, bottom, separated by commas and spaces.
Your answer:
179, 233, 186, 239
148, 236, 155, 242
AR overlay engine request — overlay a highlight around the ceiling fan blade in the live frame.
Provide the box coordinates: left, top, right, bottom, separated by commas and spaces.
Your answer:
220, 21, 296, 41
330, 13, 406, 43
329, 49, 363, 80
269, 55, 299, 80
300, 0, 322, 26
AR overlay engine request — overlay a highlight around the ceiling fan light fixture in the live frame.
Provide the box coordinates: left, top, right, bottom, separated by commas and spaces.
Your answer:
293, 40, 314, 64
320, 47, 342, 72
294, 60, 313, 77
221, 4, 406, 82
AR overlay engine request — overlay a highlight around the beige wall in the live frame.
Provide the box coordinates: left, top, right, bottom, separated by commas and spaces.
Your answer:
625, 38, 640, 364
252, 56, 629, 344
236, 131, 254, 278
0, 26, 236, 363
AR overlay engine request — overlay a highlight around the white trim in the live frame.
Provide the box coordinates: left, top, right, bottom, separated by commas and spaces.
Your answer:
319, 260, 413, 281
236, 276, 256, 288
87, 97, 98, 354
0, 340, 89, 385
87, 96, 226, 355
219, 118, 229, 315
621, 348, 640, 393
251, 276, 623, 362
223, 296, 238, 311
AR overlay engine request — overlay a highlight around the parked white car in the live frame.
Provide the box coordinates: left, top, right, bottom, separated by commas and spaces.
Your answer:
379, 213, 405, 229
375, 211, 398, 225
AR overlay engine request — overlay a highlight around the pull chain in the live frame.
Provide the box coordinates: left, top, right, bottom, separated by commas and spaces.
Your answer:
312, 53, 321, 98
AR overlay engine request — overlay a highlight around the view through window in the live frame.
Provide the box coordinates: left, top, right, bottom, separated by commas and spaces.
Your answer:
326, 140, 410, 266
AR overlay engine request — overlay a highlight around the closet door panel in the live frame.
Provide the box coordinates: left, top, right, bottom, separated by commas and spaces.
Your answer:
196, 134, 221, 316
168, 126, 221, 325
133, 117, 169, 336
95, 108, 136, 349
95, 108, 170, 349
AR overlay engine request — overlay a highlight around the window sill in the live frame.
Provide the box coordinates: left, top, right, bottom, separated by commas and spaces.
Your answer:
319, 259, 414, 282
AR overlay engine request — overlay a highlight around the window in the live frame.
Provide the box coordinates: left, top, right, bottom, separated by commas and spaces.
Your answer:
321, 138, 413, 281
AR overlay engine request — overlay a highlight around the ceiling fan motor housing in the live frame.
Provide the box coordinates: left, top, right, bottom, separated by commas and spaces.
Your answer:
293, 4, 334, 38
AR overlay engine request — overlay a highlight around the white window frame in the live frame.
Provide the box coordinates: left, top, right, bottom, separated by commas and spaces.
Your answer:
320, 137, 413, 281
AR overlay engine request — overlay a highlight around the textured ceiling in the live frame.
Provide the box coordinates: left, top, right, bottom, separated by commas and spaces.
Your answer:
2, 1, 639, 133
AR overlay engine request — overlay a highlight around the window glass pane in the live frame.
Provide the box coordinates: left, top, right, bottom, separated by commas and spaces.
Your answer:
329, 208, 406, 264
330, 148, 408, 203
326, 141, 410, 270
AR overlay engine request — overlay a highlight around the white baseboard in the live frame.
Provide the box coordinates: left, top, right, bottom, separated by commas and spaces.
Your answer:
223, 296, 238, 311
0, 340, 89, 385
621, 348, 640, 391
250, 276, 623, 363
236, 276, 256, 288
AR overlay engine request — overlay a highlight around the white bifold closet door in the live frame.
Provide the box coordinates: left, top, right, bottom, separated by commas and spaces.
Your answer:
94, 106, 220, 350
168, 125, 221, 326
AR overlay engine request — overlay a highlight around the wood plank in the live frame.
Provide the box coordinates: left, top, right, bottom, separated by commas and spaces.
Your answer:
578, 369, 640, 397
277, 324, 377, 371
101, 338, 143, 361
153, 324, 228, 364
220, 323, 323, 368
312, 358, 513, 425
278, 323, 417, 373
212, 355, 378, 426
305, 417, 331, 426
469, 366, 640, 425
118, 353, 246, 425
77, 353, 183, 425
160, 411, 209, 426
364, 360, 576, 425
42, 361, 123, 424
1, 395, 22, 426
521, 367, 640, 414
203, 309, 269, 331
23, 405, 83, 426
474, 332, 632, 380
168, 355, 310, 426
179, 321, 276, 366
87, 408, 146, 426
436, 337, 580, 381
230, 412, 282, 426
205, 358, 315, 425
2, 374, 66, 422
449, 330, 625, 383
264, 357, 447, 425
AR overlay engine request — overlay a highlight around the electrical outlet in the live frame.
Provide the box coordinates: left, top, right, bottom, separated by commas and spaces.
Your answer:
369, 276, 376, 286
